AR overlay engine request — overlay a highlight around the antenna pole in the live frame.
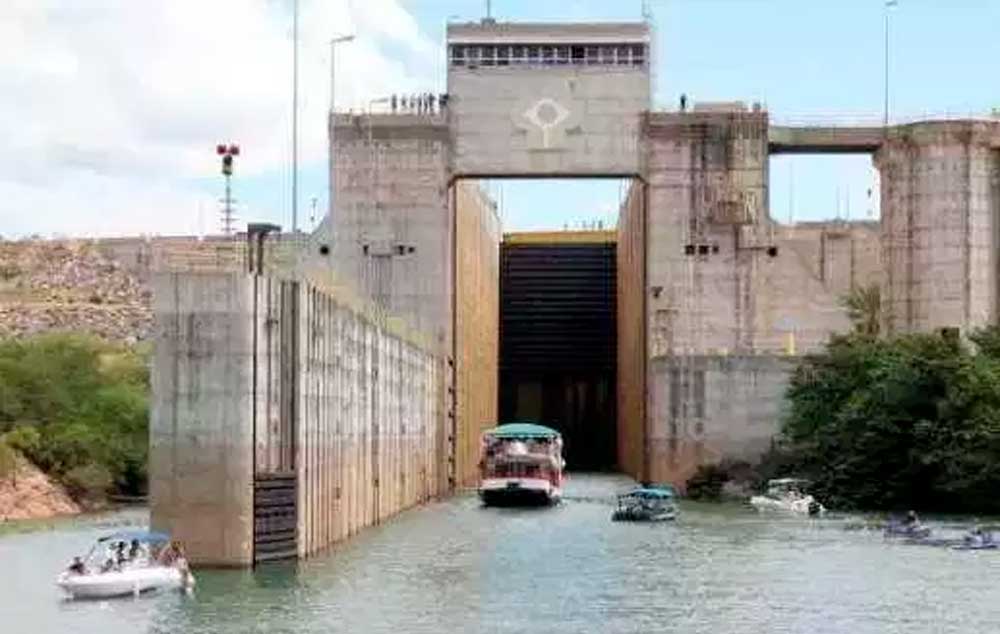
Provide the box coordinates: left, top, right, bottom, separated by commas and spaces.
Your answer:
292, 0, 300, 233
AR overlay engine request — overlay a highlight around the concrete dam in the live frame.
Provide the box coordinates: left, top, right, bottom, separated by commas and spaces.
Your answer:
149, 19, 1000, 566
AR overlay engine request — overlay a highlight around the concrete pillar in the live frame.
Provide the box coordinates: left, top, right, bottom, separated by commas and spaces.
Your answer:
644, 109, 770, 357
876, 121, 1000, 334
150, 272, 255, 567
317, 113, 453, 355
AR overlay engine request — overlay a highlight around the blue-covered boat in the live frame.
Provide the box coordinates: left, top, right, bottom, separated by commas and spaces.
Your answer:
612, 485, 678, 522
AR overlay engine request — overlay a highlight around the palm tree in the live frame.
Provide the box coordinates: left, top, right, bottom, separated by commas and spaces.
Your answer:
840, 283, 881, 338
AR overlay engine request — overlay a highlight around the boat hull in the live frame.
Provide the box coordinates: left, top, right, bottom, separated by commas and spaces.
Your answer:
57, 567, 189, 599
749, 495, 824, 516
478, 477, 560, 506
611, 508, 677, 522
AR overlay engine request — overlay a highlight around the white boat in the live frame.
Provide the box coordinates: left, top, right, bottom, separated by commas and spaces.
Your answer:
749, 478, 826, 516
56, 530, 195, 600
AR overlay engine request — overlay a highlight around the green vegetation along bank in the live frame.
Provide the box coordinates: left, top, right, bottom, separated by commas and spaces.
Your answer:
777, 326, 1000, 513
0, 333, 149, 508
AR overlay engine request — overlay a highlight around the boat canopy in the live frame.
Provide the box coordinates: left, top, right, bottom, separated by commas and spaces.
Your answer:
622, 487, 675, 500
485, 422, 560, 440
97, 530, 170, 545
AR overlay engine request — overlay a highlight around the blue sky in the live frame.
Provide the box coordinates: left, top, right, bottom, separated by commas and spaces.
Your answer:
7, 2, 995, 237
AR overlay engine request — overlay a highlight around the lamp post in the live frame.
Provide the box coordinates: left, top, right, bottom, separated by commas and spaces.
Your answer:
328, 34, 355, 235
329, 35, 355, 115
883, 0, 898, 127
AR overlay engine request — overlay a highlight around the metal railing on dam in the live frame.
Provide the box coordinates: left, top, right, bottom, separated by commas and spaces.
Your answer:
149, 271, 446, 567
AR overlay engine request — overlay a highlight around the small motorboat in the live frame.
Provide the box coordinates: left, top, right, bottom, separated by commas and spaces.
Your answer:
885, 522, 932, 540
612, 485, 678, 522
952, 529, 998, 551
57, 530, 195, 599
749, 478, 825, 516
884, 512, 932, 540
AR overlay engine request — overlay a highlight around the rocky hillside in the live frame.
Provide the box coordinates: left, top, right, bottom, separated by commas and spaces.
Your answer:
0, 453, 80, 521
0, 235, 300, 344
0, 240, 152, 343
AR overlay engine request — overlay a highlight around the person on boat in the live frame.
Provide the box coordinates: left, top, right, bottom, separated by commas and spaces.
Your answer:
66, 557, 86, 575
114, 541, 127, 568
902, 510, 921, 530
100, 557, 116, 573
128, 539, 142, 562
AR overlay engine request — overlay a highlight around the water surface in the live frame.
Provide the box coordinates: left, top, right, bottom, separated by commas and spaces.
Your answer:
2, 475, 999, 633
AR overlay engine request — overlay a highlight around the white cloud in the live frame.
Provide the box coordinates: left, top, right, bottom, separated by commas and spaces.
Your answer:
0, 0, 440, 237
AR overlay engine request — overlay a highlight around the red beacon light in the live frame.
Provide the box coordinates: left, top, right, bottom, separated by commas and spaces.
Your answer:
228, 144, 240, 156
216, 144, 227, 155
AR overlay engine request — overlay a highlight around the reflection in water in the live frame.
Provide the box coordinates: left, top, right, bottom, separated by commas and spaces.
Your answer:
3, 475, 1000, 634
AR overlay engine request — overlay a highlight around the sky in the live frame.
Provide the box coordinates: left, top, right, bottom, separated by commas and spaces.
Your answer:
2, 0, 998, 238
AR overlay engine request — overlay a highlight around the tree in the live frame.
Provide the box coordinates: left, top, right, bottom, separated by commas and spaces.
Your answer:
839, 283, 882, 338
0, 334, 149, 499
780, 328, 1000, 513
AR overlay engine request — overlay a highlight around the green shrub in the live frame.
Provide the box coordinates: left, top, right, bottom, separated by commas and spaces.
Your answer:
4, 425, 39, 455
0, 334, 149, 497
0, 440, 16, 482
685, 463, 729, 501
780, 327, 1000, 513
62, 463, 113, 500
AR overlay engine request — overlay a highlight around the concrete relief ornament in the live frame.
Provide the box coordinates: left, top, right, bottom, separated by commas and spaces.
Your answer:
513, 91, 581, 150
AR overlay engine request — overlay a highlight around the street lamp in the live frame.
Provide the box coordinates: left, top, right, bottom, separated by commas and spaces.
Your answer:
328, 34, 355, 239
883, 0, 898, 127
329, 34, 355, 115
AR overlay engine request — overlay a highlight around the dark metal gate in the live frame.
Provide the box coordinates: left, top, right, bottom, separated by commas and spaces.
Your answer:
253, 474, 298, 562
252, 276, 300, 564
498, 240, 618, 470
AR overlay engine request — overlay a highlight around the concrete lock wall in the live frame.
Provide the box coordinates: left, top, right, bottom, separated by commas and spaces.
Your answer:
616, 182, 646, 481
323, 113, 453, 352
454, 183, 501, 487
296, 282, 443, 556
877, 121, 1000, 335
644, 110, 772, 357
150, 272, 256, 567
648, 355, 794, 486
151, 271, 446, 566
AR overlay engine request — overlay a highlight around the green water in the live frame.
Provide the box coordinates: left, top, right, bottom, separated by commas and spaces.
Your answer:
3, 475, 999, 633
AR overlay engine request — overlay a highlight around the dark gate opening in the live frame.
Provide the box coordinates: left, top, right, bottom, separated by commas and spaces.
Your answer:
498, 237, 617, 471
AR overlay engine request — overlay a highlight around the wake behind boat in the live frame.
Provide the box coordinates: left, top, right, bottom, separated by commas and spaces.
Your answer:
749, 478, 825, 516
56, 530, 195, 600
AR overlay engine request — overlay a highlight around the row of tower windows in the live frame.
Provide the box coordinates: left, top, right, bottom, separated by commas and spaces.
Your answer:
449, 43, 646, 68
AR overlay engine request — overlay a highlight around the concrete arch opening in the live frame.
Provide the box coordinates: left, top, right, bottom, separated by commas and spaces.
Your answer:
484, 178, 634, 472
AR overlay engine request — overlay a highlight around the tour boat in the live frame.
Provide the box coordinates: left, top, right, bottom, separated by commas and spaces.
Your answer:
478, 422, 565, 506
611, 485, 679, 522
749, 478, 825, 516
56, 530, 195, 599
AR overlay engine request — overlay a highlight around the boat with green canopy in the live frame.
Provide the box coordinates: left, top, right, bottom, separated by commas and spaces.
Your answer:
478, 422, 565, 506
